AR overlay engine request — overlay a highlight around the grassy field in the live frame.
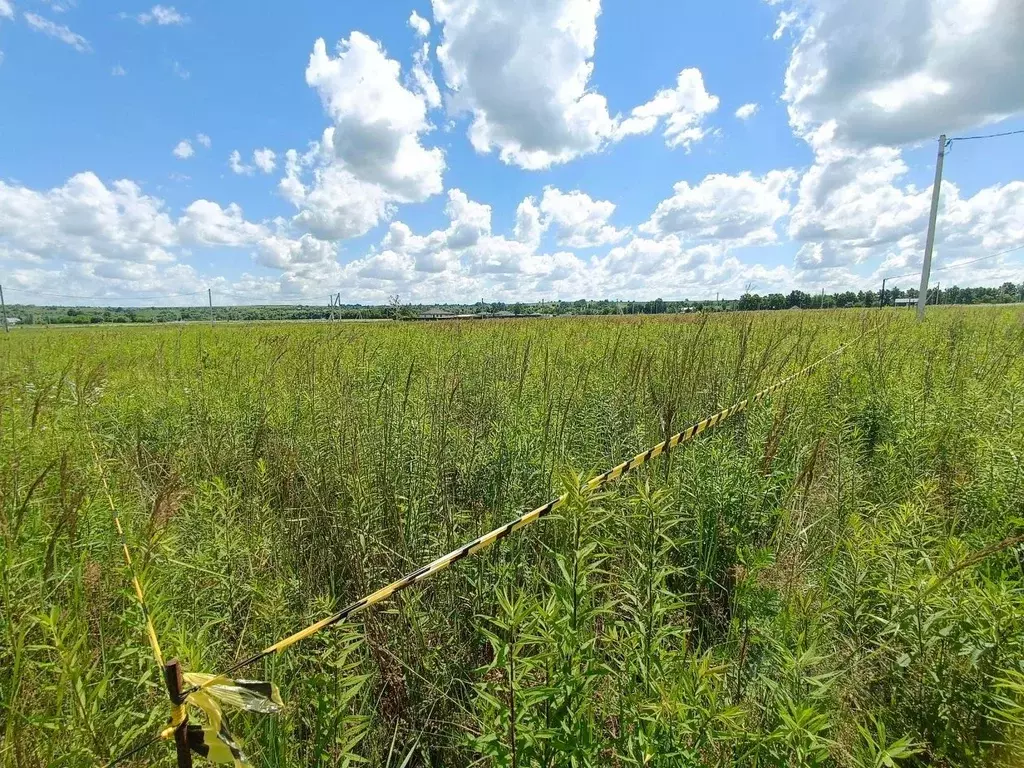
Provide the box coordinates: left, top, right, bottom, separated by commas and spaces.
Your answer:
2, 308, 1024, 767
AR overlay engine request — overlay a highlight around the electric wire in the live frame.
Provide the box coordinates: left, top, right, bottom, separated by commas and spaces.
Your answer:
3, 288, 206, 301
881, 243, 1024, 282
948, 128, 1024, 142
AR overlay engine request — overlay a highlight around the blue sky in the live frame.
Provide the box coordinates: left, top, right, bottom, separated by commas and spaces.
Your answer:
0, 0, 1022, 306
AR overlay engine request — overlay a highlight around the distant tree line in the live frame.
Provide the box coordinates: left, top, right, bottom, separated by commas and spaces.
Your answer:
6, 282, 1021, 325
736, 282, 1021, 311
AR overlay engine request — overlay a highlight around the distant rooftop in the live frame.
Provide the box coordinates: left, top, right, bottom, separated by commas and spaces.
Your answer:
419, 307, 455, 318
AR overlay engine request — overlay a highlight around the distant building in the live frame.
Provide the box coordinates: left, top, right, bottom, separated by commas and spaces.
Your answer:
894, 297, 915, 307
419, 307, 455, 320
4, 317, 20, 326
415, 307, 545, 321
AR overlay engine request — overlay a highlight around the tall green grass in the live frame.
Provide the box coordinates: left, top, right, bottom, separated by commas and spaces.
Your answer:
2, 308, 1023, 766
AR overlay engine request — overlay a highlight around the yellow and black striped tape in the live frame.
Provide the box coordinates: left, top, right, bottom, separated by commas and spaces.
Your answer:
205, 324, 877, 684
93, 440, 166, 671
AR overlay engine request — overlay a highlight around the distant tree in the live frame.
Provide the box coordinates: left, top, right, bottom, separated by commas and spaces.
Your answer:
738, 293, 761, 310
786, 290, 810, 308
835, 291, 858, 308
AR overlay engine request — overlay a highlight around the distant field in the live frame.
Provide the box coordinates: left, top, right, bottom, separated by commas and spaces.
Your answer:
2, 308, 1023, 767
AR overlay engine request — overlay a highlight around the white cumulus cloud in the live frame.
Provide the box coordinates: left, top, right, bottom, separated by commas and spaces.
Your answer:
253, 148, 277, 173
410, 42, 441, 110
0, 172, 177, 265
776, 0, 1024, 148
305, 33, 444, 200
229, 150, 253, 175
770, 0, 1024, 288
177, 200, 265, 246
0, 171, 344, 302
321, 184, 784, 304
172, 139, 194, 159
539, 187, 628, 248
433, 0, 719, 168
642, 171, 797, 244
513, 196, 542, 247
280, 31, 446, 240
773, 9, 798, 40
789, 141, 1024, 276
617, 68, 720, 149
408, 10, 431, 37
136, 5, 189, 25
289, 161, 393, 241
735, 103, 759, 120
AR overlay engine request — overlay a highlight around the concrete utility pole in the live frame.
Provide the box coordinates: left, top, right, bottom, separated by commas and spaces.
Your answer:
880, 277, 886, 309
917, 134, 946, 320
0, 284, 8, 333
208, 288, 215, 326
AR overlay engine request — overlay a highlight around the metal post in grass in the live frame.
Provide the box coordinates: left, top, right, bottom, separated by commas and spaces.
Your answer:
917, 134, 947, 320
163, 659, 193, 768
880, 277, 886, 309
0, 284, 8, 333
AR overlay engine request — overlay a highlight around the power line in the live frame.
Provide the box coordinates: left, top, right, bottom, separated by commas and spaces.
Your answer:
213, 292, 319, 302
3, 284, 350, 305
882, 242, 1024, 282
880, 270, 921, 282
213, 287, 341, 302
3, 288, 207, 301
949, 128, 1024, 142
934, 243, 1024, 270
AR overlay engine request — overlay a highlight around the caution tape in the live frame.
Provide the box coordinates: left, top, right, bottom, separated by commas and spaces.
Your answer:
95, 440, 282, 768
159, 675, 284, 767
92, 439, 167, 671
205, 324, 878, 681
107, 324, 877, 766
